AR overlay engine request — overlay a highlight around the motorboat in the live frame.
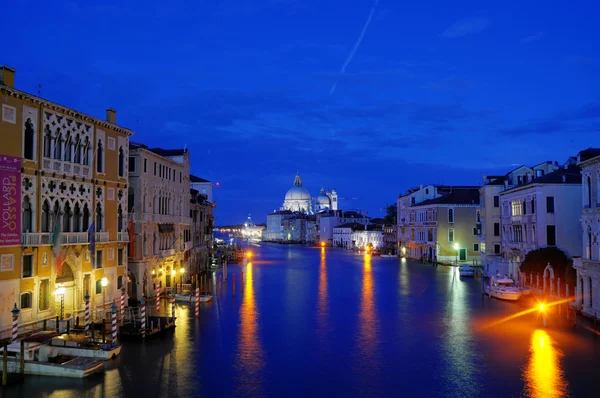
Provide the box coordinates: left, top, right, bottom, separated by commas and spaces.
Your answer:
4, 339, 104, 378
381, 254, 396, 258
458, 264, 474, 277
44, 333, 122, 360
174, 293, 213, 303
485, 275, 523, 301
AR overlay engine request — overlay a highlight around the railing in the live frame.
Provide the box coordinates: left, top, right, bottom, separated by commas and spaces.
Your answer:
118, 232, 129, 242
0, 314, 72, 340
42, 157, 92, 179
95, 232, 109, 242
160, 248, 176, 258
61, 232, 89, 245
21, 232, 52, 246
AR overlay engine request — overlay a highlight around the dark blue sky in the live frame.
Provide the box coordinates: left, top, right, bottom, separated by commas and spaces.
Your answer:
5, 0, 599, 224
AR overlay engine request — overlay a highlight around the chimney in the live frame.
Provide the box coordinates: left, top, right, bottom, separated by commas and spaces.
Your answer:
482, 174, 487, 184
106, 108, 116, 124
0, 66, 16, 88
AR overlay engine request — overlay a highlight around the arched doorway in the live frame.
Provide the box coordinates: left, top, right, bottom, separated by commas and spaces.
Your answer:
127, 270, 138, 301
55, 263, 76, 319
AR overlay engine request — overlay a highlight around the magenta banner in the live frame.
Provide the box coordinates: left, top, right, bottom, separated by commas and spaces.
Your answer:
0, 155, 21, 246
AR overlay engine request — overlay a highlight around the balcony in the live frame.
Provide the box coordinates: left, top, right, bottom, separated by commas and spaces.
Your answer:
22, 233, 52, 246
159, 248, 176, 258
182, 241, 193, 252
60, 232, 89, 245
118, 232, 129, 242
42, 158, 92, 179
95, 232, 109, 243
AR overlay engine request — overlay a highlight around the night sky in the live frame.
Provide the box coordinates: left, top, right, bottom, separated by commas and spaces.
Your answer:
5, 0, 599, 224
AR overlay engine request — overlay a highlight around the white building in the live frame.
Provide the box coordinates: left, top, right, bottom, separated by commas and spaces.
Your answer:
478, 161, 559, 275
191, 175, 213, 203
318, 210, 369, 245
498, 164, 582, 280
333, 223, 361, 248
315, 187, 338, 212
573, 148, 600, 317
352, 225, 384, 249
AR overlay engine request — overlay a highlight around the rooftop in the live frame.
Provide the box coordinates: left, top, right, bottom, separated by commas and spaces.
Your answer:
579, 148, 600, 163
147, 148, 187, 157
191, 175, 211, 183
415, 189, 480, 206
501, 164, 582, 193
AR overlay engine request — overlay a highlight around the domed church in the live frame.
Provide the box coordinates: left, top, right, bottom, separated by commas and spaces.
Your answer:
281, 173, 338, 214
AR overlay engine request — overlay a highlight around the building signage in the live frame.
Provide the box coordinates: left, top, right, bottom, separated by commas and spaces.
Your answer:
0, 155, 21, 246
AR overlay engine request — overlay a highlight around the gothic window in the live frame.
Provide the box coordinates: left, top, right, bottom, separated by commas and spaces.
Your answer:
118, 147, 125, 177
153, 234, 157, 255
64, 134, 73, 162
43, 126, 52, 158
96, 203, 103, 232
41, 200, 50, 232
63, 202, 72, 232
118, 205, 124, 232
24, 118, 35, 160
73, 203, 82, 232
83, 203, 90, 232
74, 135, 82, 163
586, 176, 592, 207
54, 131, 63, 160
97, 140, 104, 173
128, 187, 135, 213
448, 208, 454, 223
587, 226, 593, 260
52, 202, 60, 231
22, 196, 33, 233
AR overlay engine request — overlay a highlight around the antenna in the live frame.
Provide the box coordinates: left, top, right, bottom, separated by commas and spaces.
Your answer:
38, 84, 42, 96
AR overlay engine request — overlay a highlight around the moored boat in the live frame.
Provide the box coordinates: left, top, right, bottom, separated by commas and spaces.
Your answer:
174, 293, 213, 303
485, 275, 523, 301
46, 334, 122, 360
458, 264, 474, 277
381, 254, 396, 258
4, 340, 104, 378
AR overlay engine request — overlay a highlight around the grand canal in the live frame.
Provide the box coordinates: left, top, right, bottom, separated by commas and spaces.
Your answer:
6, 244, 600, 397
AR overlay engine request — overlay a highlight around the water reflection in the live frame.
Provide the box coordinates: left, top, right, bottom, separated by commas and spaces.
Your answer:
524, 330, 567, 398
317, 247, 329, 338
235, 262, 264, 396
356, 254, 379, 370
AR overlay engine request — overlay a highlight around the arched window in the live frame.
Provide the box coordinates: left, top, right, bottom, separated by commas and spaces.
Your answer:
20, 292, 32, 309
63, 202, 72, 232
22, 196, 33, 233
41, 200, 50, 232
118, 147, 125, 177
587, 227, 593, 259
118, 205, 124, 232
448, 228, 454, 242
54, 131, 63, 160
64, 134, 73, 162
96, 203, 103, 232
24, 118, 35, 160
153, 234, 157, 254
586, 176, 592, 207
128, 187, 134, 214
96, 140, 104, 173
143, 234, 148, 257
448, 208, 454, 224
43, 126, 52, 158
589, 277, 593, 307
117, 275, 124, 289
52, 202, 60, 231
74, 135, 81, 163
73, 203, 81, 232
82, 203, 90, 232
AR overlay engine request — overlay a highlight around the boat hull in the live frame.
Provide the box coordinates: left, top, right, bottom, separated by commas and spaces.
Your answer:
51, 345, 122, 360
6, 357, 104, 378
485, 286, 522, 301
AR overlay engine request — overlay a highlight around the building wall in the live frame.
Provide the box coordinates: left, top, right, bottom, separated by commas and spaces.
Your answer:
479, 184, 503, 273
437, 205, 480, 263
1, 80, 132, 331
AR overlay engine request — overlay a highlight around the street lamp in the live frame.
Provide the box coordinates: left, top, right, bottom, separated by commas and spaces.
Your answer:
101, 277, 108, 311
453, 243, 459, 265
54, 285, 66, 320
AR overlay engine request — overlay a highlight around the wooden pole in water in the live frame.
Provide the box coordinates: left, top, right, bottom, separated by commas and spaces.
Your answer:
20, 340, 24, 375
56, 316, 59, 333
2, 344, 7, 386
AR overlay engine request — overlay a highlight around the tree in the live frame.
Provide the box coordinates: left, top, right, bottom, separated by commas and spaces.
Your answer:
519, 247, 576, 285
384, 204, 397, 225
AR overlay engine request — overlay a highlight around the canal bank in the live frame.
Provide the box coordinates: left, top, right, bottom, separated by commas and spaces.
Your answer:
5, 243, 600, 397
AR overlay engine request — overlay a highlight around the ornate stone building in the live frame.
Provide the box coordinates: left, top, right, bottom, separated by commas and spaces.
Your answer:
0, 65, 131, 332
127, 143, 192, 299
190, 185, 214, 276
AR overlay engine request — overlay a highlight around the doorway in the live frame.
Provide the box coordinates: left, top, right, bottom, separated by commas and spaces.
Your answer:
459, 248, 467, 261
55, 262, 76, 319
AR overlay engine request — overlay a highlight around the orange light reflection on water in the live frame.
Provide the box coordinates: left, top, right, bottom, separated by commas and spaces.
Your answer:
358, 254, 378, 360
524, 329, 567, 398
236, 262, 264, 392
317, 248, 328, 328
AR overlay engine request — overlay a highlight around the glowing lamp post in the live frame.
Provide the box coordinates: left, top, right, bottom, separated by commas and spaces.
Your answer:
453, 243, 459, 265
55, 285, 66, 320
101, 277, 108, 312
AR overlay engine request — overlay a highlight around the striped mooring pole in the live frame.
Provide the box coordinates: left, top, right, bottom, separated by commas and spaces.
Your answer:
120, 287, 126, 323
171, 294, 176, 324
11, 303, 20, 343
141, 296, 147, 339
195, 287, 200, 319
111, 302, 117, 344
84, 293, 90, 335
156, 287, 160, 314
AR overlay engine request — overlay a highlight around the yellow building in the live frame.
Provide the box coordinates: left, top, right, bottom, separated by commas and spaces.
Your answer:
404, 188, 481, 264
0, 65, 133, 333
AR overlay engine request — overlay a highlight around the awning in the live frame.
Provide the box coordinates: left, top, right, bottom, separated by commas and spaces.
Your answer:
158, 224, 175, 233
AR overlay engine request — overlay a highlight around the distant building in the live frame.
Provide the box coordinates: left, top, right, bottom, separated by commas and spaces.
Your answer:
315, 187, 338, 212
318, 210, 369, 245
333, 223, 363, 248
190, 188, 213, 275
242, 215, 265, 241
265, 210, 295, 242
282, 174, 312, 214
384, 224, 398, 255
352, 225, 384, 249
572, 148, 600, 316
190, 175, 213, 203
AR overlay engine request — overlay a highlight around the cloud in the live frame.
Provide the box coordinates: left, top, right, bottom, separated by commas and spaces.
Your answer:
440, 18, 490, 38
499, 103, 600, 137
520, 32, 544, 44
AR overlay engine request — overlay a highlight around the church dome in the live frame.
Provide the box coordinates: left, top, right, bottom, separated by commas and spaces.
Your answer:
285, 186, 311, 201
316, 187, 330, 208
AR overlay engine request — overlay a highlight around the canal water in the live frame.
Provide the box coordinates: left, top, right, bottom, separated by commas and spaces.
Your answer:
5, 244, 600, 397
